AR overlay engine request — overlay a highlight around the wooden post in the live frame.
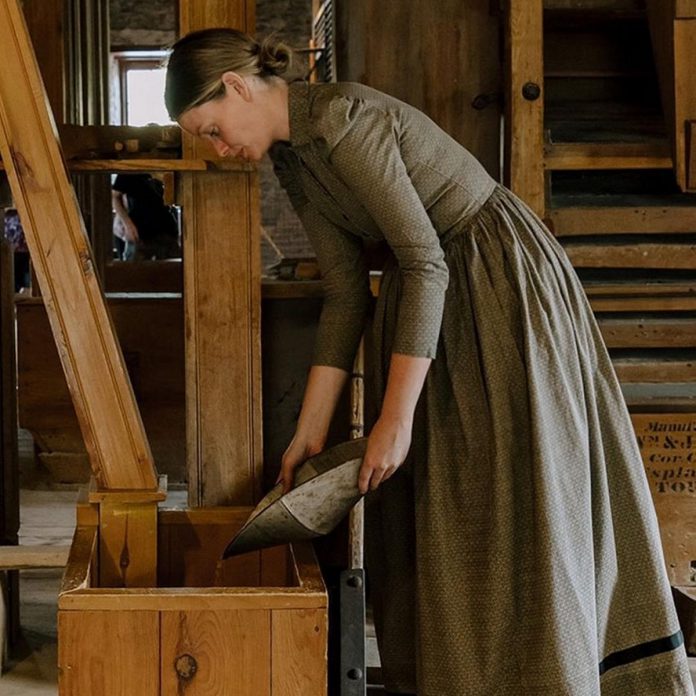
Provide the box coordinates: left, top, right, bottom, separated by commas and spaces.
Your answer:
0, 0, 157, 491
504, 0, 545, 216
0, 237, 19, 664
646, 0, 696, 192
179, 0, 262, 507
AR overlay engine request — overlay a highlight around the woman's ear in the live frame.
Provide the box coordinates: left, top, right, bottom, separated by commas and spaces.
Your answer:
221, 71, 251, 101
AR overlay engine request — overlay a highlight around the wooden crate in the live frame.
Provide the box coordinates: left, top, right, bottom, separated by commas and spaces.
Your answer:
58, 506, 328, 696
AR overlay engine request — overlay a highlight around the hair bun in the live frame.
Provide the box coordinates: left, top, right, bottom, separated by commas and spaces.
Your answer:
258, 36, 292, 76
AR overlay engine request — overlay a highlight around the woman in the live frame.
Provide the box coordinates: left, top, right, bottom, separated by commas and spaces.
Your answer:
165, 29, 693, 696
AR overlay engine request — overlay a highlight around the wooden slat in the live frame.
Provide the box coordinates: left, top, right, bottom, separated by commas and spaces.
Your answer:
58, 610, 160, 696
59, 588, 328, 612
271, 609, 328, 696
161, 610, 271, 696
544, 141, 673, 170
548, 206, 696, 236
613, 357, 696, 382
61, 526, 98, 594
564, 242, 696, 268
0, 544, 70, 570
505, 0, 545, 215
598, 317, 696, 348
590, 295, 696, 311
0, 0, 157, 491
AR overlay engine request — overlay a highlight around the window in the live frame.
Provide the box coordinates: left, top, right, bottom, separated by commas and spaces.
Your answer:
112, 51, 172, 126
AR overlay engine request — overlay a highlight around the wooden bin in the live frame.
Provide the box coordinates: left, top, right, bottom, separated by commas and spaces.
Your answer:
57, 505, 328, 695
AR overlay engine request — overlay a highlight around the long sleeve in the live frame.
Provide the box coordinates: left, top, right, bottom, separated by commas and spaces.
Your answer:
320, 99, 449, 359
271, 143, 370, 371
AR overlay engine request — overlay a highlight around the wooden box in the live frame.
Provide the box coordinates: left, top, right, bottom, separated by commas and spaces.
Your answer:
57, 506, 328, 695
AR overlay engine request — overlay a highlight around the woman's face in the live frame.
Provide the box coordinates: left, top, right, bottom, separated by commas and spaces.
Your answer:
178, 73, 275, 162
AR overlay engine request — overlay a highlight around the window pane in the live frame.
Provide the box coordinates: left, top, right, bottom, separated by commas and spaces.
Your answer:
126, 68, 172, 126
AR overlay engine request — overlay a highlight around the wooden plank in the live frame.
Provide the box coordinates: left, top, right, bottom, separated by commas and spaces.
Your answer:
179, 0, 261, 507
563, 242, 696, 268
0, 0, 157, 491
61, 526, 98, 594
0, 545, 70, 570
590, 295, 696, 311
585, 282, 696, 297
182, 171, 262, 506
161, 609, 270, 695
544, 141, 673, 170
505, 0, 545, 215
58, 610, 160, 696
613, 357, 696, 383
631, 413, 696, 586
59, 588, 328, 612
548, 206, 696, 236
335, 0, 502, 179
676, 0, 696, 18
99, 501, 158, 587
271, 609, 328, 696
599, 318, 696, 348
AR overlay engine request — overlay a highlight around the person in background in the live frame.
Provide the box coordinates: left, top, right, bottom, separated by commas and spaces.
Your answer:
164, 28, 694, 696
3, 208, 30, 292
111, 173, 180, 261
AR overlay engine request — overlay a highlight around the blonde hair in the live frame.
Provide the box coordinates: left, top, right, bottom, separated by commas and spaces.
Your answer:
165, 28, 294, 120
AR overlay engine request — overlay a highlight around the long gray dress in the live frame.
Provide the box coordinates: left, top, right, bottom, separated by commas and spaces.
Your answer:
270, 81, 693, 696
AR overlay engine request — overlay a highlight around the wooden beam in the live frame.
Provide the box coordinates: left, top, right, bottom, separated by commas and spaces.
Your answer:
0, 0, 157, 490
613, 357, 696, 383
548, 206, 696, 236
180, 0, 262, 507
0, 544, 71, 570
598, 317, 696, 348
504, 0, 545, 216
563, 242, 696, 268
544, 141, 672, 170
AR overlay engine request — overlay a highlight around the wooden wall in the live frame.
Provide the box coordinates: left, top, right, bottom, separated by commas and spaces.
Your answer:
334, 0, 503, 178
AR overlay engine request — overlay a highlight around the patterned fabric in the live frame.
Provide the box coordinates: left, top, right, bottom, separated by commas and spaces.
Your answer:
270, 82, 694, 696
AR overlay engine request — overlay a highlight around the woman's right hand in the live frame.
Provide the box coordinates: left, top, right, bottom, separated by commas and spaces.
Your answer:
277, 434, 325, 494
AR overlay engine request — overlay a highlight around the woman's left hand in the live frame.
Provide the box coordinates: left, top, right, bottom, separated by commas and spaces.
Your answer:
358, 415, 412, 494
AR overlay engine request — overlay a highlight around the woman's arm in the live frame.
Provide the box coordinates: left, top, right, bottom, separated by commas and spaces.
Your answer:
359, 353, 430, 494
278, 364, 349, 492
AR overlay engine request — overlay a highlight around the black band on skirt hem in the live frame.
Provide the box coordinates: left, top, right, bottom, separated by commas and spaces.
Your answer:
599, 631, 684, 676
